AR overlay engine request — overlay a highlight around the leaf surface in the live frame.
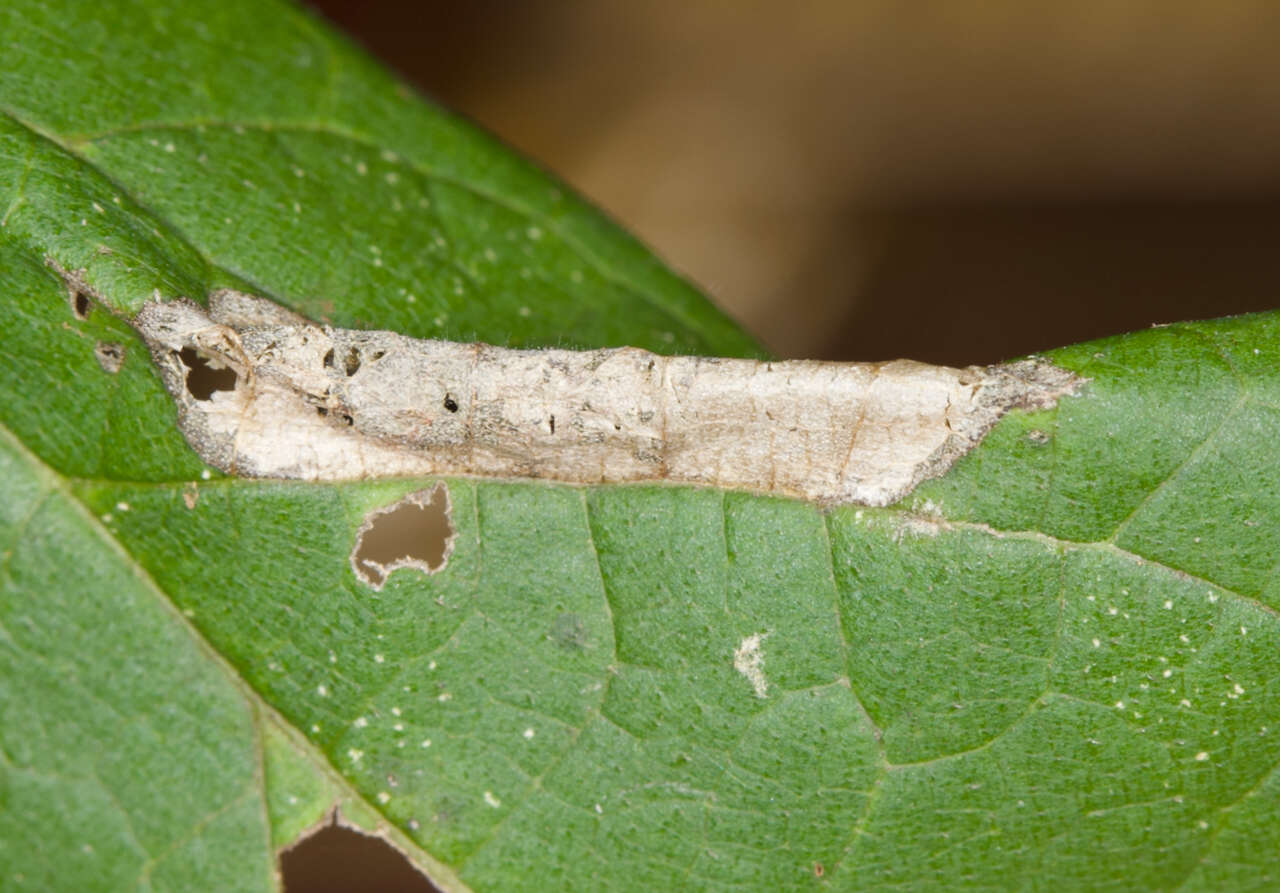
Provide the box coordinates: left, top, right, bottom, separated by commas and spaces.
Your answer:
1, 3, 1278, 891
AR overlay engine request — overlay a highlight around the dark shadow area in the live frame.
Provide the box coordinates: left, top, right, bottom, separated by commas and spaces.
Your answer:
304, 0, 539, 110
281, 824, 441, 893
823, 201, 1280, 365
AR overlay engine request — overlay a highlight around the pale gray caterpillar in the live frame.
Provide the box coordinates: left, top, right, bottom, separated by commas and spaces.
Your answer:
135, 290, 1080, 507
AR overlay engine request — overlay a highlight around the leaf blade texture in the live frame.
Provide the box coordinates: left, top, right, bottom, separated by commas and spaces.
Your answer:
1, 2, 1278, 891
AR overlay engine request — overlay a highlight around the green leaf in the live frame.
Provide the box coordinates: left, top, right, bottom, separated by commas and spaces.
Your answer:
2, 3, 1278, 892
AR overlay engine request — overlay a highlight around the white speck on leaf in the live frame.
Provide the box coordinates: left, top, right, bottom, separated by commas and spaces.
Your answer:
734, 633, 769, 698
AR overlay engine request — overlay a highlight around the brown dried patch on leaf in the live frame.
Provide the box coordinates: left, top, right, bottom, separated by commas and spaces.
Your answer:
133, 294, 446, 480
93, 341, 126, 374
131, 290, 1084, 506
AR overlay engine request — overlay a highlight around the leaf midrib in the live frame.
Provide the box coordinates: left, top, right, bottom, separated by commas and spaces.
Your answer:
53, 463, 1280, 623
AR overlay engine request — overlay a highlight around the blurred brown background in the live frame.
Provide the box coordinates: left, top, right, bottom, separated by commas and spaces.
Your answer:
306, 0, 1280, 366
287, 1, 1279, 888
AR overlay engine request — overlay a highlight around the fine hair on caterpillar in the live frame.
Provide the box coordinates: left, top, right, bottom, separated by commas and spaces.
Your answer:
135, 290, 1081, 507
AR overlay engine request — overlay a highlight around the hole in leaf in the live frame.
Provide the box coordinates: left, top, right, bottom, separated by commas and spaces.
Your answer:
71, 291, 92, 319
280, 823, 440, 893
177, 346, 238, 400
323, 347, 335, 369
351, 483, 455, 589
344, 346, 361, 376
